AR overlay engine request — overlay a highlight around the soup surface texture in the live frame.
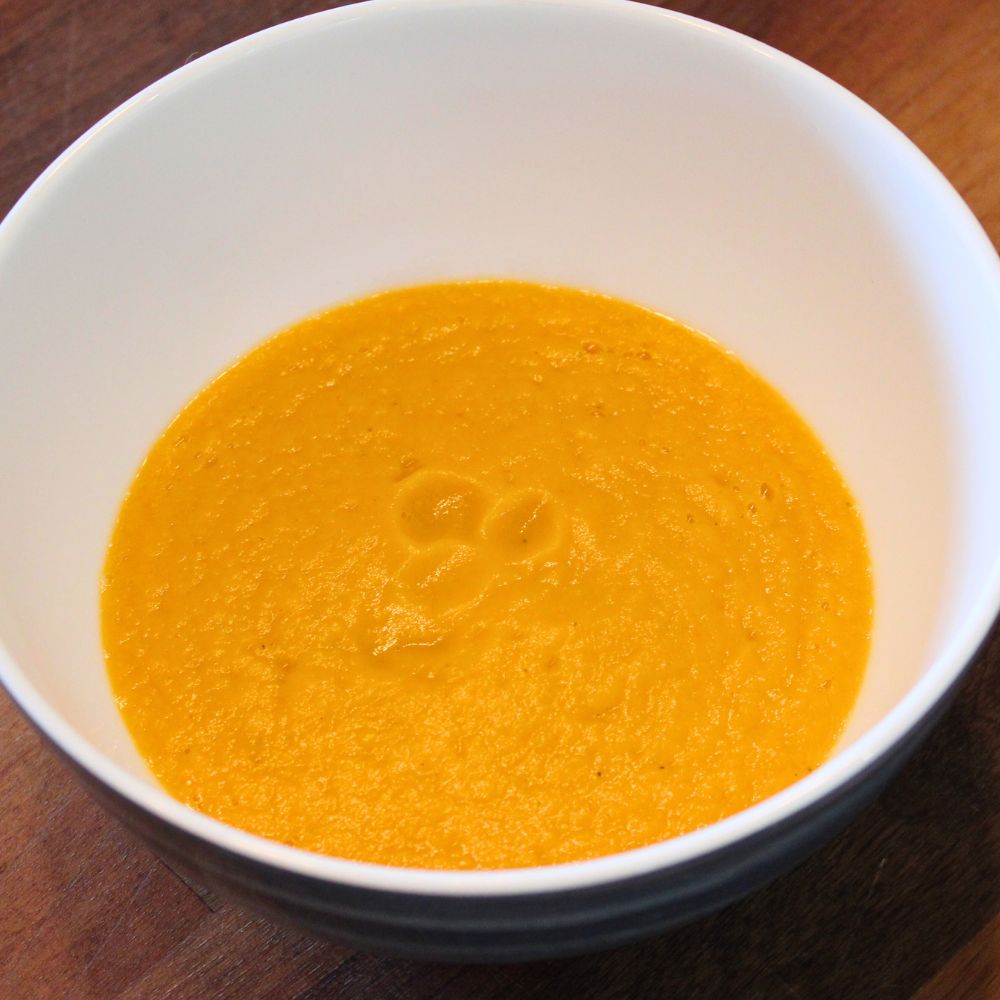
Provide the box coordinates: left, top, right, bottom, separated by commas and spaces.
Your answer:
103, 281, 872, 869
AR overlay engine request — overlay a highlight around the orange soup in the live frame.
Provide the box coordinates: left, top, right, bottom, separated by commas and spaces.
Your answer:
102, 281, 872, 869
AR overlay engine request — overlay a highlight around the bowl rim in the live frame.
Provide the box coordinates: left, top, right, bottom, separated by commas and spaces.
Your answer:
2, 0, 1000, 899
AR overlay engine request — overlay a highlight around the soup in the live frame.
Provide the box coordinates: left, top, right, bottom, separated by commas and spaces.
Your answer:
102, 281, 872, 869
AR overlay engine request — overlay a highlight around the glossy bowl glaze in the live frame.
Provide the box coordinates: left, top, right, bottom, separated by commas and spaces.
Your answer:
2, 0, 1000, 961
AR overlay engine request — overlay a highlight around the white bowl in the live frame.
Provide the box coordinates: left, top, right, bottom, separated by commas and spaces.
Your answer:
1, 0, 999, 960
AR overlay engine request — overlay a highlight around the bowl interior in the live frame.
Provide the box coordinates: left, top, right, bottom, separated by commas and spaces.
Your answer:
1, 1, 999, 836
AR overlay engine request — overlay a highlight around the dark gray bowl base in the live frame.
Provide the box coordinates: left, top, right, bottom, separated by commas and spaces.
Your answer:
47, 702, 946, 963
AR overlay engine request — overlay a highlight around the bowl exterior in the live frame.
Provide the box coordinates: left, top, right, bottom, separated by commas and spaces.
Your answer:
44, 697, 950, 961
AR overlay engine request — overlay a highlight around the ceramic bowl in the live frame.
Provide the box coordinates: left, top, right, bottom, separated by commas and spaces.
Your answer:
2, 0, 1000, 961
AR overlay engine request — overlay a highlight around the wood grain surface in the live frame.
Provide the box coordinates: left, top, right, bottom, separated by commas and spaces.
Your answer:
2, 1, 1000, 997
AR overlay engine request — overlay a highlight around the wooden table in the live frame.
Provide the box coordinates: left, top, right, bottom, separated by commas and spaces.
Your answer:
2, 1, 999, 996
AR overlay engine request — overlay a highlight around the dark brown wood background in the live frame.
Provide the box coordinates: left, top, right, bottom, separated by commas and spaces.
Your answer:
2, 1, 1000, 997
